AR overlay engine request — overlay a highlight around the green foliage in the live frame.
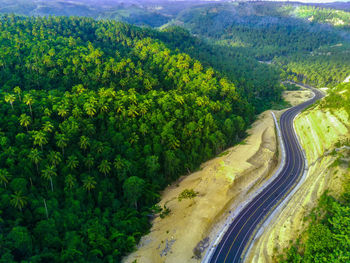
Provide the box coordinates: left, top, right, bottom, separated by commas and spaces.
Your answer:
178, 189, 199, 201
293, 5, 350, 30
282, 83, 300, 91
279, 193, 350, 262
0, 15, 261, 261
320, 82, 350, 115
276, 44, 350, 88
159, 205, 171, 219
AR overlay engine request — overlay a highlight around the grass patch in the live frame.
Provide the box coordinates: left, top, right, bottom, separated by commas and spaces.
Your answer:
178, 189, 199, 201
271, 100, 292, 110
218, 150, 229, 157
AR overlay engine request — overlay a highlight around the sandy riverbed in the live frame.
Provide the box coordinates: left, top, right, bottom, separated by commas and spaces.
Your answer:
124, 89, 313, 263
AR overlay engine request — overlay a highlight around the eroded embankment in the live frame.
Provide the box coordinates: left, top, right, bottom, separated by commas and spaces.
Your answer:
123, 89, 313, 263
246, 105, 350, 263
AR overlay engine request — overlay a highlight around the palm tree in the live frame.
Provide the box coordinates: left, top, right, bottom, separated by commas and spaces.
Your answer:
99, 100, 109, 114
19, 114, 31, 131
32, 131, 48, 150
55, 133, 68, 155
11, 191, 27, 211
42, 121, 54, 133
72, 84, 85, 94
72, 107, 82, 118
65, 174, 76, 189
41, 165, 57, 192
127, 105, 139, 118
66, 155, 79, 170
44, 108, 52, 117
84, 154, 94, 171
79, 136, 90, 151
4, 93, 15, 110
57, 105, 68, 119
23, 93, 34, 117
98, 160, 111, 176
83, 176, 96, 192
0, 169, 11, 188
48, 151, 62, 166
13, 86, 22, 101
28, 148, 42, 173
84, 102, 96, 117
139, 103, 148, 116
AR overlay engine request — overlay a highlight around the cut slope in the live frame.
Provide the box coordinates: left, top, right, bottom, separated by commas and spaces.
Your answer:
246, 105, 349, 262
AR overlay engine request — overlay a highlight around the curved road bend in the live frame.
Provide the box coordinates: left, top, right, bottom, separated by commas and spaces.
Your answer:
209, 84, 324, 263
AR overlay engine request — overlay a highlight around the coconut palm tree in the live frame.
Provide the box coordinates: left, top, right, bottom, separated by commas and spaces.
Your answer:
66, 155, 79, 170
79, 136, 90, 151
98, 160, 111, 176
0, 169, 11, 188
57, 105, 68, 119
32, 131, 48, 150
28, 148, 42, 173
84, 154, 94, 172
41, 165, 57, 192
82, 175, 96, 192
48, 151, 62, 167
55, 133, 68, 155
84, 103, 96, 118
13, 86, 22, 101
4, 93, 15, 110
23, 93, 34, 117
65, 174, 76, 189
42, 121, 54, 133
19, 114, 31, 131
10, 191, 27, 211
44, 108, 52, 117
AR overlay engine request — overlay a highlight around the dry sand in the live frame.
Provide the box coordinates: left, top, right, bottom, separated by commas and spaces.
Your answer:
246, 105, 350, 263
124, 89, 313, 263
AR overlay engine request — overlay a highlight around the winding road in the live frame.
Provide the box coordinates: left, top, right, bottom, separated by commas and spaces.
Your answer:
208, 84, 324, 263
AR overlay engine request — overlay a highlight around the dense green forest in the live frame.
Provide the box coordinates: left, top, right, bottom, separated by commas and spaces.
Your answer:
0, 1, 349, 262
0, 15, 286, 262
277, 43, 350, 87
174, 2, 341, 60
170, 2, 350, 87
279, 82, 350, 262
156, 26, 283, 112
293, 5, 350, 30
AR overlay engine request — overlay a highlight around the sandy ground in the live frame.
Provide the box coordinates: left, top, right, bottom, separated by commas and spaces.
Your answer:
123, 89, 313, 263
283, 89, 314, 107
246, 104, 350, 263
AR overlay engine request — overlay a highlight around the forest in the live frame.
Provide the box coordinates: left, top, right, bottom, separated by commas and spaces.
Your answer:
276, 43, 350, 87
0, 2, 349, 263
172, 2, 350, 87
0, 15, 285, 262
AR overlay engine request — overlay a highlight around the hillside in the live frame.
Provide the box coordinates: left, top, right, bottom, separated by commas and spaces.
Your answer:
169, 2, 350, 87
275, 82, 350, 262
0, 2, 349, 263
0, 15, 286, 262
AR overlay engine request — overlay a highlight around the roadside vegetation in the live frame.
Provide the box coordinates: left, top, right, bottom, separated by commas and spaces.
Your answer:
279, 82, 350, 262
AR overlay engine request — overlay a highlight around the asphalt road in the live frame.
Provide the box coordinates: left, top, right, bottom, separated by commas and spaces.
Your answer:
208, 84, 324, 263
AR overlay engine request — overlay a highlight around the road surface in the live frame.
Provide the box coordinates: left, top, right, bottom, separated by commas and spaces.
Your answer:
208, 84, 324, 263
